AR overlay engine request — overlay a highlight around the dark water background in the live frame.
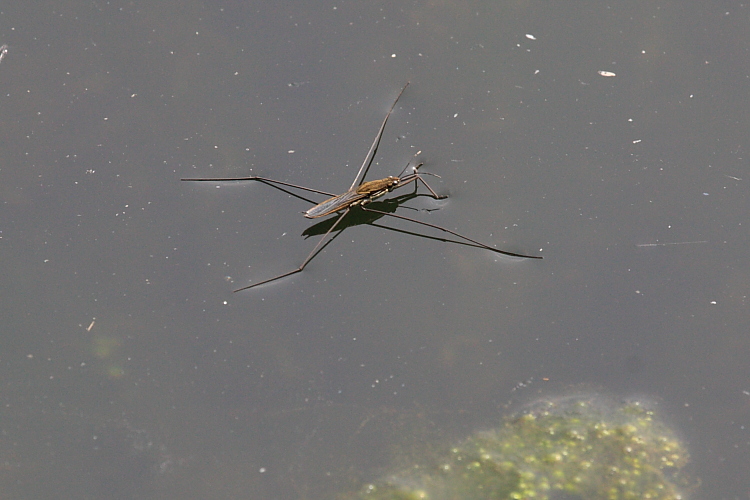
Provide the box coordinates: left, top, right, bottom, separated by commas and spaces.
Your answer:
1, 2, 748, 498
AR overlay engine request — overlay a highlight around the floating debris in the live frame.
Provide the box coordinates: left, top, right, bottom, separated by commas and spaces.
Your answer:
598, 70, 616, 77
637, 241, 708, 248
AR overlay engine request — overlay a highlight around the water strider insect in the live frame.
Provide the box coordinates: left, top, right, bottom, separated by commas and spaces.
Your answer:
182, 82, 542, 292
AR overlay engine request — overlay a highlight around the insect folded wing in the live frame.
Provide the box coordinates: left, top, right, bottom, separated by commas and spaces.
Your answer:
304, 190, 367, 219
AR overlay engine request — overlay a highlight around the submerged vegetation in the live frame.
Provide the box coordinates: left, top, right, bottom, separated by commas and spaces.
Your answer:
345, 396, 691, 500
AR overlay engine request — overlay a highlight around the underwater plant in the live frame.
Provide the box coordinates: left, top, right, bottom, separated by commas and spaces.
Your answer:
348, 396, 691, 500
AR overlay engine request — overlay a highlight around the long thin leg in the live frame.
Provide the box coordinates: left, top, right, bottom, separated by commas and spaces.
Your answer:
349, 82, 410, 190
367, 221, 492, 250
233, 208, 351, 292
187, 177, 322, 205
360, 206, 542, 259
395, 164, 446, 200
414, 176, 445, 200
181, 175, 336, 197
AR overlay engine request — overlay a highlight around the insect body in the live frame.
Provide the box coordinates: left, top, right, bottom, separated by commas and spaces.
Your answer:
305, 176, 400, 218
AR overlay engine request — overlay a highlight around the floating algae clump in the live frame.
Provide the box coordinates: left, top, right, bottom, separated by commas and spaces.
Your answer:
352, 397, 691, 500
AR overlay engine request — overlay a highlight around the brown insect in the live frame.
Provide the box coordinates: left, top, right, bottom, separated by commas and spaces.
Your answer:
182, 83, 541, 291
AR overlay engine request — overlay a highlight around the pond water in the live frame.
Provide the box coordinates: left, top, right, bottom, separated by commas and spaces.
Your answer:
0, 1, 747, 498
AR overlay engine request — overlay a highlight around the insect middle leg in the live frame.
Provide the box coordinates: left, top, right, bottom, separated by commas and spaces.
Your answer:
233, 207, 352, 292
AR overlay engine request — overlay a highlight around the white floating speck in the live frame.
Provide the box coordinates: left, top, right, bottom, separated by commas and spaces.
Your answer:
287, 150, 295, 154
598, 71, 616, 77
525, 34, 536, 40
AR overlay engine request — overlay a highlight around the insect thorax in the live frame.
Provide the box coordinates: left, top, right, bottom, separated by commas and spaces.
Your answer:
356, 176, 399, 194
